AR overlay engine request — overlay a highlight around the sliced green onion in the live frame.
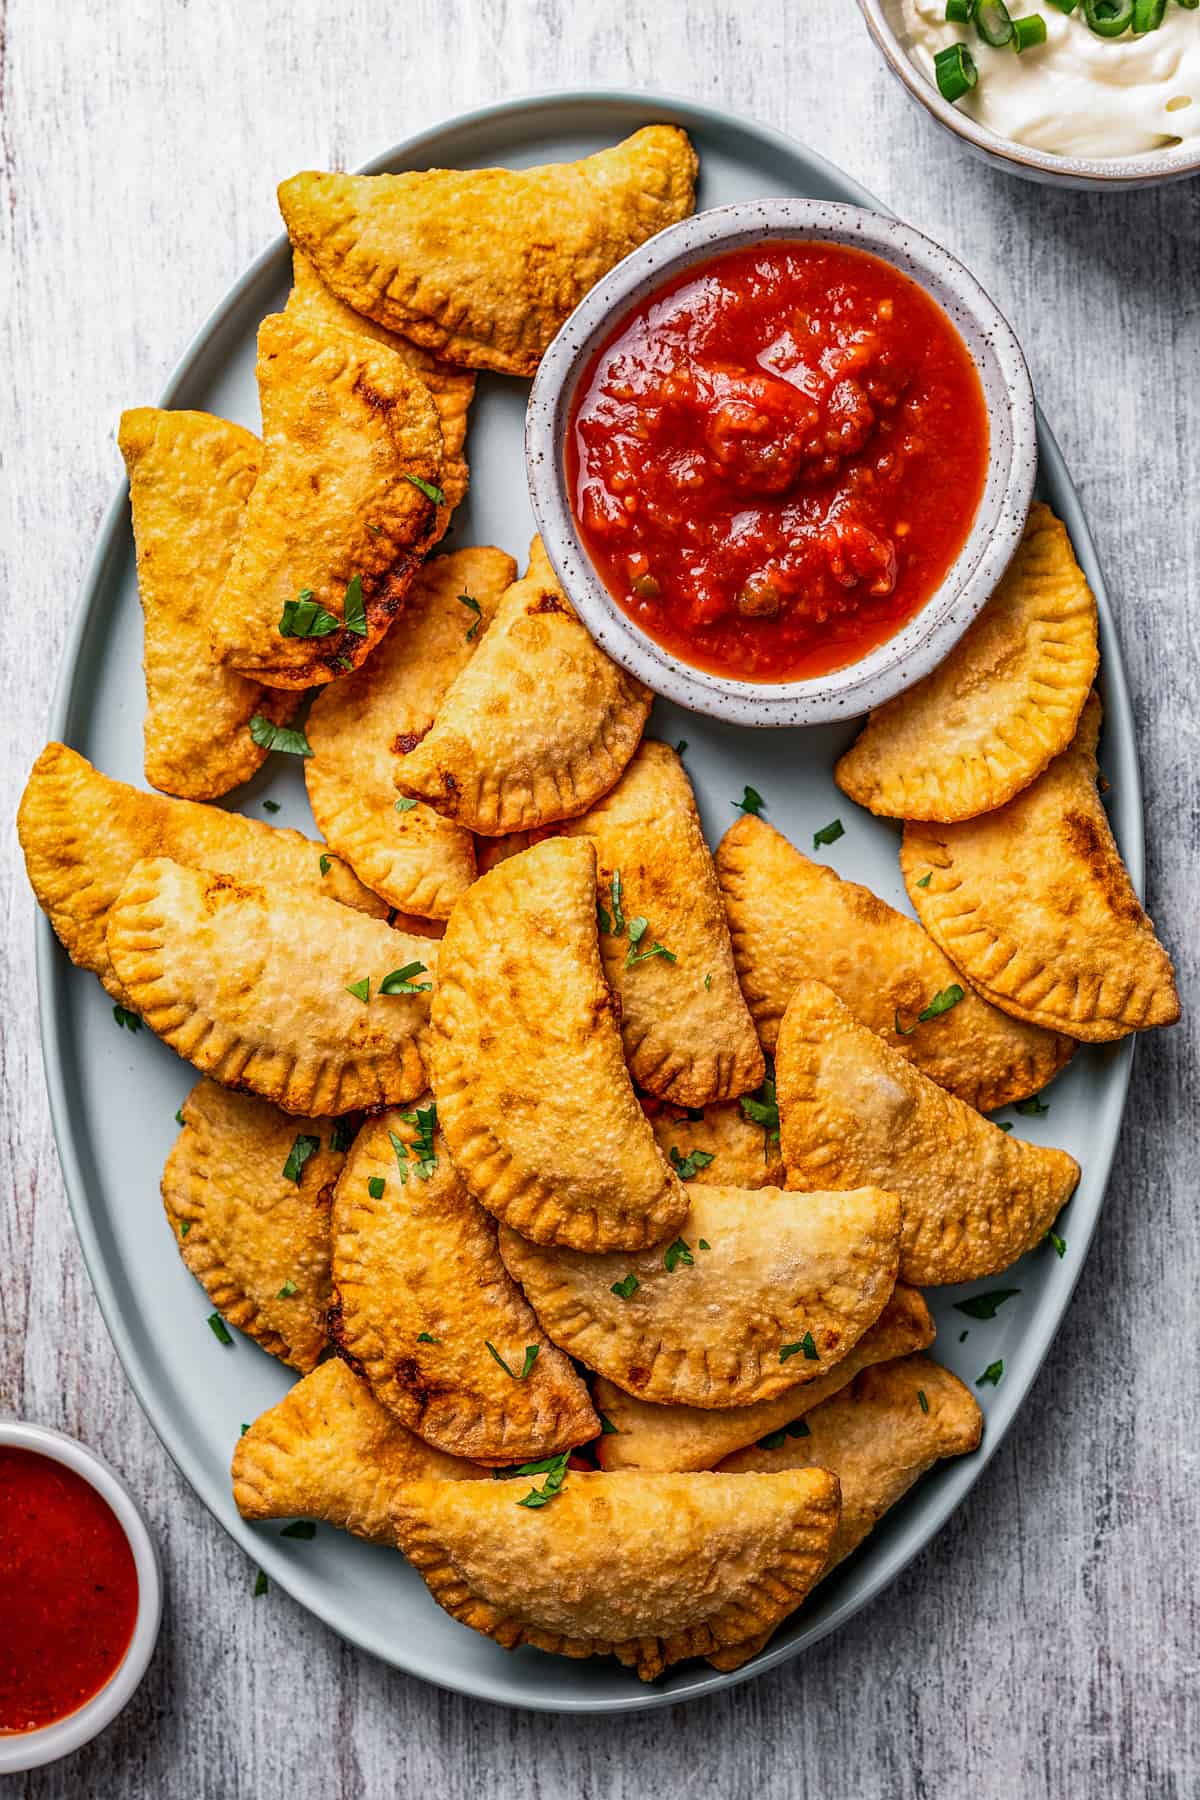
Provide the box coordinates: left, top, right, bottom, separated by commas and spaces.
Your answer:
977, 0, 1015, 41
946, 0, 975, 17
1012, 12, 1048, 44
1046, 0, 1077, 10
1132, 0, 1166, 24
934, 42, 978, 99
1083, 0, 1134, 31
1177, 1, 1199, 11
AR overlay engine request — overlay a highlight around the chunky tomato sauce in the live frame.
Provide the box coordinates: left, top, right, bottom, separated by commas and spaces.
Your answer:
0, 1448, 138, 1733
568, 240, 989, 683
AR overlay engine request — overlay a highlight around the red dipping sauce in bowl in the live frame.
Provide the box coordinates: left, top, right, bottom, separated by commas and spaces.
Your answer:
567, 240, 989, 685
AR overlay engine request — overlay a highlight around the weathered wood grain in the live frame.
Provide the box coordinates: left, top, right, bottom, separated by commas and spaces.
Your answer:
1, 2, 1196, 1794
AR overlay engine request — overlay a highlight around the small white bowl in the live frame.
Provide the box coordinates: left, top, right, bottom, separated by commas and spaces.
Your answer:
526, 198, 1036, 728
0, 1421, 162, 1773
856, 0, 1200, 191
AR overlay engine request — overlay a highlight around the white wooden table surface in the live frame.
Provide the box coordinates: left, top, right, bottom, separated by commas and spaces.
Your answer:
2, 3, 1196, 1794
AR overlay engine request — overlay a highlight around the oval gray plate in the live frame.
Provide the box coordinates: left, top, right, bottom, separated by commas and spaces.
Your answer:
37, 90, 1139, 1714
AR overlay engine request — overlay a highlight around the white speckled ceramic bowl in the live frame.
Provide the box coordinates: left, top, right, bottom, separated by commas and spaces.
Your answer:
856, 0, 1200, 191
526, 198, 1036, 728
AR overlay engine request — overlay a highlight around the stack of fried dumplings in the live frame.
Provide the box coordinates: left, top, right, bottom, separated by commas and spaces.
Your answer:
17, 128, 1180, 1683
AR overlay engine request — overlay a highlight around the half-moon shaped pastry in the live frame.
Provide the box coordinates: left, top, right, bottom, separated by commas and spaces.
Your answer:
500, 1184, 900, 1409
17, 743, 385, 1000
902, 694, 1179, 1042
118, 407, 297, 800
594, 1285, 934, 1473
106, 857, 434, 1115
561, 742, 764, 1107
210, 311, 443, 689
278, 126, 699, 377
835, 504, 1098, 821
330, 1106, 598, 1464
232, 1359, 485, 1542
305, 547, 515, 918
430, 836, 688, 1251
163, 1079, 344, 1371
394, 541, 651, 835
390, 1466, 839, 1682
717, 812, 1072, 1111
777, 981, 1080, 1286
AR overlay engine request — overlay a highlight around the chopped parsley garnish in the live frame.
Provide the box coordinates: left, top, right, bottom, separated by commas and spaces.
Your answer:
735, 785, 765, 816
759, 1417, 811, 1450
704, 972, 713, 990
597, 1413, 618, 1435
207, 1313, 233, 1346
498, 1451, 570, 1509
954, 1287, 1020, 1320
240, 1422, 250, 1435
916, 871, 932, 888
976, 1360, 1004, 1388
380, 961, 431, 996
262, 799, 280, 813
779, 1340, 804, 1363
610, 870, 626, 935
330, 1118, 355, 1153
919, 984, 965, 1020
278, 590, 340, 638
279, 1520, 316, 1539
398, 1102, 438, 1178
959, 1329, 969, 1342
625, 917, 676, 967
417, 1331, 440, 1344
610, 1272, 639, 1301
175, 1107, 185, 1125
395, 797, 418, 813
486, 1342, 539, 1380
663, 1238, 694, 1273
596, 899, 612, 934
179, 1220, 192, 1237
1015, 1094, 1050, 1116
459, 594, 482, 640
276, 1279, 298, 1299
319, 854, 332, 875
113, 1005, 142, 1032
801, 1331, 818, 1360
282, 1133, 320, 1184
367, 1176, 386, 1200
250, 715, 313, 758
997, 1121, 1013, 1132
346, 977, 371, 1004
1046, 1230, 1067, 1258
669, 1146, 715, 1181
894, 1010, 916, 1037
812, 818, 844, 849
741, 1075, 780, 1144
675, 739, 688, 755
918, 1389, 930, 1414
343, 574, 367, 637
698, 1238, 711, 1251
253, 1568, 269, 1597
388, 1129, 411, 1183
404, 473, 445, 505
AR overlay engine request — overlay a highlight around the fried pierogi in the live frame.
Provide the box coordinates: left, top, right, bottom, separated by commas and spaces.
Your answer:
648, 1099, 785, 1191
431, 836, 688, 1251
499, 1184, 900, 1410
394, 540, 652, 834
717, 813, 1072, 1111
835, 504, 1099, 822
306, 548, 515, 918
560, 742, 764, 1107
390, 1466, 839, 1682
903, 695, 1180, 1042
708, 1356, 982, 1671
232, 1358, 485, 1541
278, 127, 699, 378
285, 248, 473, 520
331, 1107, 598, 1465
594, 1285, 934, 1473
17, 743, 384, 999
163, 1080, 342, 1371
106, 857, 434, 1115
777, 981, 1080, 1286
210, 311, 443, 689
118, 407, 297, 800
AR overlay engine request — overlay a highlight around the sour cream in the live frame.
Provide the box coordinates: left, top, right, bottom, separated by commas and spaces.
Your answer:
891, 0, 1200, 158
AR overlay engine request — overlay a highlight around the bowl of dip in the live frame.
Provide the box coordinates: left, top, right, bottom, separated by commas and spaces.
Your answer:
526, 199, 1036, 726
0, 1421, 162, 1772
858, 0, 1200, 188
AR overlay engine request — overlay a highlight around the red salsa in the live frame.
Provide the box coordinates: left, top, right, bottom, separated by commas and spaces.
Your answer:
0, 1448, 138, 1734
567, 240, 989, 683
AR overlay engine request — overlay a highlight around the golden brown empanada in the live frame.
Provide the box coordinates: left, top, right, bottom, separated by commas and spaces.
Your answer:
391, 1466, 839, 1681
163, 1079, 343, 1371
210, 311, 443, 689
594, 1285, 934, 1473
118, 408, 297, 800
285, 248, 473, 520
777, 981, 1080, 1286
17, 743, 385, 1000
647, 1099, 785, 1190
717, 813, 1072, 1111
232, 1358, 485, 1541
708, 1355, 981, 1670
835, 505, 1098, 822
394, 540, 652, 835
499, 1183, 900, 1409
277, 127, 699, 378
305, 547, 515, 918
331, 1106, 598, 1464
106, 857, 434, 1115
902, 695, 1179, 1042
431, 836, 688, 1251
560, 742, 764, 1107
